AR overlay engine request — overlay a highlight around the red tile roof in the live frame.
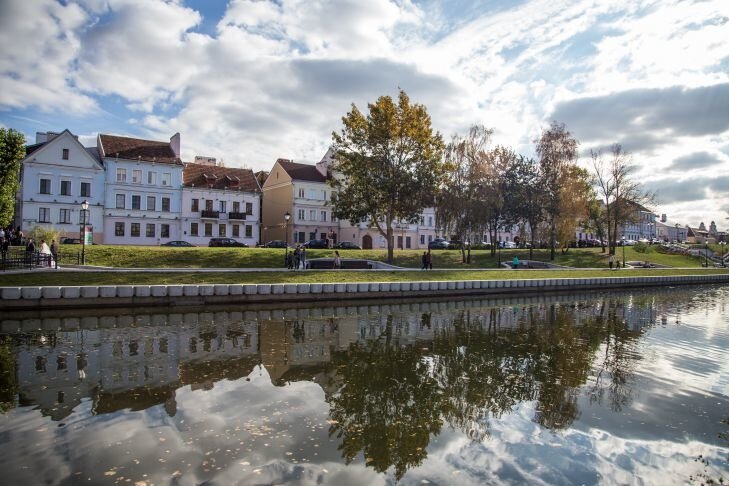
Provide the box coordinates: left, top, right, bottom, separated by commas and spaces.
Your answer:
183, 163, 261, 192
99, 134, 181, 165
277, 159, 327, 182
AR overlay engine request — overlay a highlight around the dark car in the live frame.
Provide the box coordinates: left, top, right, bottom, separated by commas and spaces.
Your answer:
335, 241, 361, 250
62, 238, 81, 244
428, 238, 450, 249
161, 240, 194, 247
265, 240, 287, 248
209, 237, 248, 247
303, 239, 328, 249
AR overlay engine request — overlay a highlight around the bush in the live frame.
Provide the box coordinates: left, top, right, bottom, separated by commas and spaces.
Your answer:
27, 226, 61, 245
634, 242, 650, 253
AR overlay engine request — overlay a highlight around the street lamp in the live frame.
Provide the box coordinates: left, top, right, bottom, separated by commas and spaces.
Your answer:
705, 241, 709, 267
284, 211, 291, 267
80, 200, 89, 265
621, 235, 626, 268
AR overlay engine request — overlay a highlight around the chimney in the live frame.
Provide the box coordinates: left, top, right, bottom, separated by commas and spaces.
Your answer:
170, 132, 181, 158
35, 132, 48, 144
661, 214, 667, 223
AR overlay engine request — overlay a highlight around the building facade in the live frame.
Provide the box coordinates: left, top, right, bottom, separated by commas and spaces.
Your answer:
181, 162, 262, 246
19, 130, 106, 242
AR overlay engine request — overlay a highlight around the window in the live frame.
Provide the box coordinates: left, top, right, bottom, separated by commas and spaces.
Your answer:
321, 190, 326, 201
297, 231, 305, 243
245, 225, 252, 238
132, 169, 142, 184
131, 195, 141, 210
218, 224, 226, 236
39, 178, 51, 194
62, 148, 69, 160
161, 197, 170, 212
161, 224, 169, 238
205, 199, 213, 211
146, 224, 155, 237
428, 216, 433, 227
309, 189, 317, 199
245, 202, 253, 215
232, 224, 239, 237
116, 168, 127, 182
406, 236, 411, 249
191, 198, 199, 212
60, 180, 71, 196
80, 182, 91, 197
420, 235, 425, 245
131, 223, 140, 237
161, 173, 171, 186
115, 194, 125, 209
115, 222, 125, 236
298, 209, 305, 220
232, 201, 240, 213
147, 171, 156, 185
190, 223, 198, 236
298, 188, 304, 198
219, 201, 226, 213
204, 223, 213, 237
39, 207, 50, 223
59, 208, 71, 224
309, 209, 316, 221
147, 196, 156, 211
321, 210, 327, 222
309, 232, 316, 241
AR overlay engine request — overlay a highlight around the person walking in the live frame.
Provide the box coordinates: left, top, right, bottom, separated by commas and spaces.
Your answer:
512, 255, 519, 269
40, 239, 51, 267
609, 254, 614, 270
300, 246, 307, 270
50, 239, 58, 268
421, 251, 428, 270
25, 238, 35, 264
334, 250, 342, 269
427, 249, 433, 270
294, 245, 301, 271
0, 237, 8, 263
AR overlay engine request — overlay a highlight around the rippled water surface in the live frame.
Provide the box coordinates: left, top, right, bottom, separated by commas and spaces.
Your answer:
0, 286, 728, 485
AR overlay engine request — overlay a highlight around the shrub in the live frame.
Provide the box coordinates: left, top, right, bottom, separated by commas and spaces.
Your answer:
634, 242, 649, 253
27, 226, 61, 245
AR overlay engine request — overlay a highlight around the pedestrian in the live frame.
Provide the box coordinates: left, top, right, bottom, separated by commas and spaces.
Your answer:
25, 238, 35, 264
1, 237, 8, 262
334, 250, 342, 269
50, 239, 58, 268
512, 256, 519, 269
300, 246, 306, 270
294, 245, 301, 271
609, 254, 614, 270
40, 239, 51, 267
286, 251, 293, 270
427, 249, 433, 270
421, 251, 428, 270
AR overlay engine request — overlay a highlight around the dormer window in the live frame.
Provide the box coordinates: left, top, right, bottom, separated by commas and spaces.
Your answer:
62, 149, 69, 160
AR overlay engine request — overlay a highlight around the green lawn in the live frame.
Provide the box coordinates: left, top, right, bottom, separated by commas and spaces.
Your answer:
2, 268, 728, 287
48, 245, 705, 269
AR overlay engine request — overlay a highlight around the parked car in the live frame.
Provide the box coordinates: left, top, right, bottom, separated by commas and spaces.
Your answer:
335, 241, 361, 250
501, 241, 517, 249
428, 238, 450, 249
161, 240, 194, 247
303, 239, 328, 249
209, 237, 248, 247
265, 240, 287, 248
61, 238, 81, 244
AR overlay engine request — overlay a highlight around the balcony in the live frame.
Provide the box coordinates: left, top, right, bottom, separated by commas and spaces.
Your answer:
228, 212, 246, 220
201, 210, 220, 219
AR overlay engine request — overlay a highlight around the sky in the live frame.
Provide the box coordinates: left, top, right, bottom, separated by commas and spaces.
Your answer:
0, 0, 728, 229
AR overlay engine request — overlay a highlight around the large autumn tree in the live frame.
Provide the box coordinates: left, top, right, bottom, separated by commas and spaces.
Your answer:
0, 128, 26, 228
330, 90, 446, 263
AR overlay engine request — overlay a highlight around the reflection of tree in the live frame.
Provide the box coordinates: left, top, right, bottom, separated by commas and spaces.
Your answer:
0, 336, 17, 413
327, 299, 647, 479
328, 316, 443, 480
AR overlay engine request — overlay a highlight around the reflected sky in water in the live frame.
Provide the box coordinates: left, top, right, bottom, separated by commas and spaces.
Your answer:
0, 286, 727, 485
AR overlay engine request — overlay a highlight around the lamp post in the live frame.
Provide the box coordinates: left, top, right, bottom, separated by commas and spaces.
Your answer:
675, 223, 680, 243
284, 211, 291, 267
80, 200, 89, 265
621, 235, 626, 268
705, 241, 709, 267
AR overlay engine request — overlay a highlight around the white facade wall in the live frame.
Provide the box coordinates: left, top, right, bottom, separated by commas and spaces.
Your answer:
102, 158, 183, 245
19, 131, 105, 242
291, 181, 332, 243
181, 187, 261, 246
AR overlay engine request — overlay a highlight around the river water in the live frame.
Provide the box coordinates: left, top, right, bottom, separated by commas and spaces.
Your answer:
0, 286, 727, 485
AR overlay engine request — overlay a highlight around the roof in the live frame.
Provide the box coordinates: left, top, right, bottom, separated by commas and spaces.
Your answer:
183, 163, 261, 192
26, 142, 46, 156
277, 159, 327, 182
99, 134, 181, 165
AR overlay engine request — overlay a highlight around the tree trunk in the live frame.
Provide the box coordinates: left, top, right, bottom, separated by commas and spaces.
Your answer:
386, 226, 394, 263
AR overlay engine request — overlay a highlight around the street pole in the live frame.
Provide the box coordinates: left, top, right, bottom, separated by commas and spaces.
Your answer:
80, 200, 88, 265
621, 235, 625, 268
284, 211, 291, 267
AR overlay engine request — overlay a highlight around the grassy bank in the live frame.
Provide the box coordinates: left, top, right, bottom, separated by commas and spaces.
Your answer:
2, 268, 728, 287
48, 245, 704, 269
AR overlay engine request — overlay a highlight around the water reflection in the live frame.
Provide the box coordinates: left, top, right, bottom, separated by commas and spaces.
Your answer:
0, 286, 727, 484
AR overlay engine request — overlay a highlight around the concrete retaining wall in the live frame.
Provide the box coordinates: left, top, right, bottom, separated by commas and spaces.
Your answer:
2, 274, 728, 311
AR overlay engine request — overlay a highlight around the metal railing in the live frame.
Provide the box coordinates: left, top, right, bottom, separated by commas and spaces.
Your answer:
1, 248, 60, 271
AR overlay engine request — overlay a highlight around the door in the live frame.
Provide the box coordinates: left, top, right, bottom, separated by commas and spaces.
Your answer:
362, 234, 372, 249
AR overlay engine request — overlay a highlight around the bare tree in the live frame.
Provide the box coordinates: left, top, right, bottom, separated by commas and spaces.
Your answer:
591, 144, 654, 255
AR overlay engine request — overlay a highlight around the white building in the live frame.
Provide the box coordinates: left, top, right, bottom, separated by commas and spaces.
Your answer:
19, 130, 105, 242
181, 162, 262, 246
98, 133, 184, 245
